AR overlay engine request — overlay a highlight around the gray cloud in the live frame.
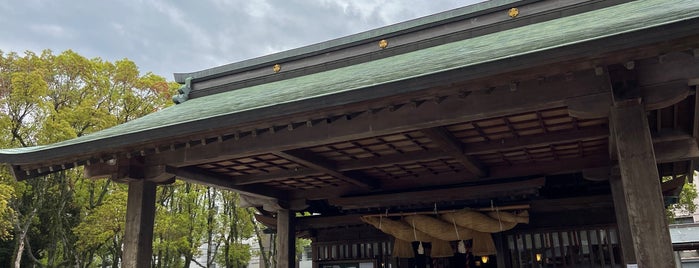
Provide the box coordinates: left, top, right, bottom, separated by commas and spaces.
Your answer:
1, 0, 483, 80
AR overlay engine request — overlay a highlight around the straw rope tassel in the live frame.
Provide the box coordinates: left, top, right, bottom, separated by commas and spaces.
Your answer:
492, 200, 503, 231
452, 215, 467, 254
412, 218, 424, 255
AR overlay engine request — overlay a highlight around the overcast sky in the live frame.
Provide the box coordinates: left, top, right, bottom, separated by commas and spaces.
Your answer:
0, 0, 485, 81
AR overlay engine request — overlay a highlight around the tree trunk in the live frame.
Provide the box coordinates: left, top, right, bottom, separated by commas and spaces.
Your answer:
13, 235, 25, 268
12, 210, 35, 268
206, 188, 216, 267
251, 212, 271, 268
183, 255, 192, 268
224, 241, 231, 268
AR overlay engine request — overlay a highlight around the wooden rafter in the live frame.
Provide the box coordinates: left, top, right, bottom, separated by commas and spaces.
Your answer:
422, 127, 486, 177
466, 126, 608, 155
274, 149, 378, 189
220, 128, 699, 188
165, 166, 285, 199
233, 168, 322, 185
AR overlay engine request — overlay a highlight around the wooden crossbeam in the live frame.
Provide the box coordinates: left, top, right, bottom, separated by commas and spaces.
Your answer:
465, 126, 609, 154
165, 166, 284, 199
291, 153, 611, 200
422, 127, 487, 177
335, 150, 443, 171
227, 128, 698, 187
274, 150, 378, 189
233, 168, 322, 185
329, 177, 545, 210
290, 132, 696, 200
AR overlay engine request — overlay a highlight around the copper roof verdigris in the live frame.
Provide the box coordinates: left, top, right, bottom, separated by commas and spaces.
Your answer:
2, 0, 699, 164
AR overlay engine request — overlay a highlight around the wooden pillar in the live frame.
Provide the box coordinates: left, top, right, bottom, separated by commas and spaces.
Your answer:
611, 103, 674, 267
311, 239, 319, 268
609, 175, 637, 265
493, 233, 509, 268
122, 180, 157, 268
276, 209, 296, 268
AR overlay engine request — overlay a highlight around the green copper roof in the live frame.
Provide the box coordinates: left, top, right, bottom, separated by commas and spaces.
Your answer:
2, 0, 699, 164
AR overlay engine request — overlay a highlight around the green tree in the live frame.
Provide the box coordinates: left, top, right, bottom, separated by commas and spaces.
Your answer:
666, 173, 699, 223
216, 192, 255, 268
73, 185, 127, 268
0, 183, 14, 240
0, 49, 175, 267
0, 48, 266, 268
153, 182, 208, 268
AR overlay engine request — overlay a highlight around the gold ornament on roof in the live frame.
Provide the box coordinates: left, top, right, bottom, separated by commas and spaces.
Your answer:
378, 39, 388, 49
273, 64, 281, 73
508, 8, 519, 18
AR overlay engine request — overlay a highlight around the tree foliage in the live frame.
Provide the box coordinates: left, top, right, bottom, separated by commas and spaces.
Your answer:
0, 49, 174, 267
667, 173, 699, 223
0, 49, 260, 268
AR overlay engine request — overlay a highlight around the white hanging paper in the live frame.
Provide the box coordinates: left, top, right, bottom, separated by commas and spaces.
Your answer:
457, 240, 467, 254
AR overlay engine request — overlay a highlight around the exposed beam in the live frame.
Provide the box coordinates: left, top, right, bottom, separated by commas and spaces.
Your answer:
654, 135, 699, 163
465, 126, 609, 155
488, 155, 610, 180
290, 155, 610, 200
329, 177, 545, 210
222, 127, 611, 185
165, 166, 285, 199
297, 215, 364, 231
422, 127, 486, 177
274, 150, 378, 189
290, 133, 695, 200
336, 149, 445, 171
530, 195, 614, 213
233, 168, 322, 185
228, 131, 693, 196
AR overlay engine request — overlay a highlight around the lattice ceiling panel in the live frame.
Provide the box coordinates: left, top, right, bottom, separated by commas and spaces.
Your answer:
263, 175, 348, 190
447, 108, 608, 143
474, 137, 608, 166
196, 153, 304, 176
307, 131, 437, 162
361, 158, 464, 180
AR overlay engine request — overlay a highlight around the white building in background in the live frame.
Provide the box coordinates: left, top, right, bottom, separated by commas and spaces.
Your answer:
247, 233, 313, 268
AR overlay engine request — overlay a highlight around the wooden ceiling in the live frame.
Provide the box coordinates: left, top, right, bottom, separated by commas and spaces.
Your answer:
191, 107, 610, 194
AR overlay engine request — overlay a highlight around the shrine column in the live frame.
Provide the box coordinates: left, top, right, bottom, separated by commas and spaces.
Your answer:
611, 103, 674, 267
122, 180, 157, 268
276, 208, 297, 268
609, 175, 636, 264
